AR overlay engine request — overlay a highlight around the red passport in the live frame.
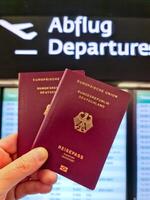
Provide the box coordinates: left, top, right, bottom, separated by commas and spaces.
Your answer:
18, 70, 84, 156
32, 69, 130, 190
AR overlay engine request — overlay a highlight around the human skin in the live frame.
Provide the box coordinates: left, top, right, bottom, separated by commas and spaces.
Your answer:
0, 134, 57, 200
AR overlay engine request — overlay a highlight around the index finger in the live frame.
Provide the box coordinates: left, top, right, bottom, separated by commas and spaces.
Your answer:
0, 133, 17, 155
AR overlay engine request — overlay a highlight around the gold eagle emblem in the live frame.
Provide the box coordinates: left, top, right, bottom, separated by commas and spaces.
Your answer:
74, 112, 93, 133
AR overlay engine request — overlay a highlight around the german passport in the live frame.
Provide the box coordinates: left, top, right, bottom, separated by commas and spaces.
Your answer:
32, 69, 130, 190
18, 71, 64, 156
18, 70, 84, 157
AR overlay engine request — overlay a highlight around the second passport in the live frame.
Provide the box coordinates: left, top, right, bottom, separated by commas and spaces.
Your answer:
17, 70, 84, 156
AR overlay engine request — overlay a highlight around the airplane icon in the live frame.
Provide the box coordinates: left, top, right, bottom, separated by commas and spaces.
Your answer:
0, 19, 38, 40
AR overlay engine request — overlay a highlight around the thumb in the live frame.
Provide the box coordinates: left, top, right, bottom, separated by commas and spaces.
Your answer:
0, 147, 48, 194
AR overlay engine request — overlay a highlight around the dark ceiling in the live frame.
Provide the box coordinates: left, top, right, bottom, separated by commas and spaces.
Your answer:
0, 0, 150, 17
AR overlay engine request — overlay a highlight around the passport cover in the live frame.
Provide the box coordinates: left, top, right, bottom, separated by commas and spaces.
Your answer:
18, 70, 85, 156
32, 69, 130, 190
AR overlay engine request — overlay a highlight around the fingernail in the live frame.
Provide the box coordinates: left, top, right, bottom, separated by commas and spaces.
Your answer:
33, 147, 48, 162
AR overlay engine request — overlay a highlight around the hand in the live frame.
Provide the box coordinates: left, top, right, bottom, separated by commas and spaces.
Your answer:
0, 134, 57, 200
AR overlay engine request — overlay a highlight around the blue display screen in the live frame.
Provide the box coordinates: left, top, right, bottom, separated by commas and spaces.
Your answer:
1, 88, 18, 137
137, 91, 150, 200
